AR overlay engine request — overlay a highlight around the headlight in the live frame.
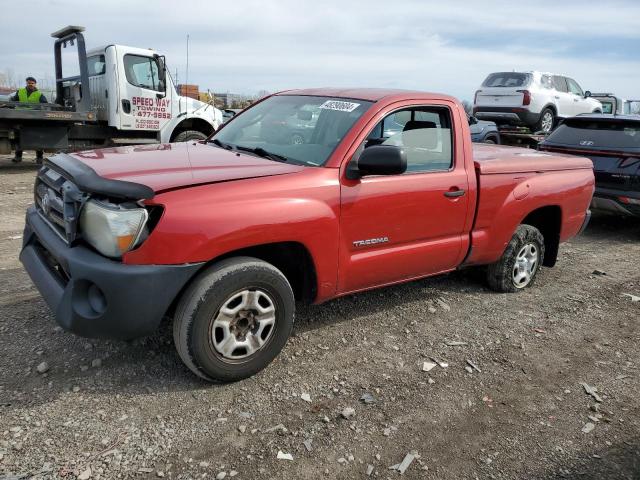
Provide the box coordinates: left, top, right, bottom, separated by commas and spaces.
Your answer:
79, 200, 149, 258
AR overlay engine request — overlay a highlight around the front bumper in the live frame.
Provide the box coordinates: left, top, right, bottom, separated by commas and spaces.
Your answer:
20, 207, 203, 339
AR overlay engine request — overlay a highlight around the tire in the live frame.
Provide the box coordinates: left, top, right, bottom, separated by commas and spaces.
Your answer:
173, 130, 208, 142
483, 136, 497, 144
173, 256, 295, 382
289, 133, 305, 145
534, 108, 555, 134
486, 225, 545, 293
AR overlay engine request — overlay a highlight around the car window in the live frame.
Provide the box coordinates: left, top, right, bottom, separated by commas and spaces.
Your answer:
566, 78, 584, 96
600, 102, 614, 114
87, 55, 106, 76
552, 76, 568, 93
545, 119, 640, 149
482, 72, 530, 88
540, 75, 553, 89
123, 54, 161, 91
363, 107, 453, 173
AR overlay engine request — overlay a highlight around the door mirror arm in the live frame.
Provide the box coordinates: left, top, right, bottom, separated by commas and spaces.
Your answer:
346, 158, 362, 180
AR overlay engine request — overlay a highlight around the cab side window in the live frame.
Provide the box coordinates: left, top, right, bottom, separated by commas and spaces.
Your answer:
364, 107, 453, 172
87, 55, 106, 76
123, 54, 161, 91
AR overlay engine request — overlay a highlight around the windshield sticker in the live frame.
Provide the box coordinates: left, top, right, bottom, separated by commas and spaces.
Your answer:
319, 100, 361, 112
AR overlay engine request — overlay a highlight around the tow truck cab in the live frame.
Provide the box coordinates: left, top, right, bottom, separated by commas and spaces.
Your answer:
0, 26, 221, 156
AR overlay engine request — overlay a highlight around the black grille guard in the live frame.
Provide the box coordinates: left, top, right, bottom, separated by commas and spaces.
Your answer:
44, 152, 155, 201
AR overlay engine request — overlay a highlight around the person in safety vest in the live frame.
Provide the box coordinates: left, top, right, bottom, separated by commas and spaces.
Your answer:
10, 77, 48, 163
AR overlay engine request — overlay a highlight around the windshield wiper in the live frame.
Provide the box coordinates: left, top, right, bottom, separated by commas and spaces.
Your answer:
235, 145, 289, 162
209, 138, 234, 150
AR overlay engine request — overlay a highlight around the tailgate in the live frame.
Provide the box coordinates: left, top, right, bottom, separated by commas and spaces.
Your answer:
590, 154, 640, 193
476, 88, 524, 108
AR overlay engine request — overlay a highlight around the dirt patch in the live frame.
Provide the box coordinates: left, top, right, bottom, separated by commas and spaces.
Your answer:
0, 155, 638, 479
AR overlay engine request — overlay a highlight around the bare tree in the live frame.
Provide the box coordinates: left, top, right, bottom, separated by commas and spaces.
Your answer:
461, 100, 473, 116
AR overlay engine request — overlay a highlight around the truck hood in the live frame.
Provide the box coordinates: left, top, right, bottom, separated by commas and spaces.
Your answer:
67, 142, 305, 194
473, 143, 594, 174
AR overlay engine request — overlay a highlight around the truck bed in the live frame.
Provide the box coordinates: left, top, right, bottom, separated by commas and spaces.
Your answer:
0, 105, 95, 123
472, 143, 593, 174
465, 143, 595, 268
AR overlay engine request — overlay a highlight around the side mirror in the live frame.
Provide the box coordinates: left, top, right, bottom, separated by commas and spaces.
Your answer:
468, 115, 478, 125
297, 110, 312, 121
154, 54, 167, 92
584, 90, 591, 98
346, 145, 407, 180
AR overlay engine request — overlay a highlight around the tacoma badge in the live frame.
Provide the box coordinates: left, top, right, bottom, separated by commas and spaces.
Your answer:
353, 237, 389, 247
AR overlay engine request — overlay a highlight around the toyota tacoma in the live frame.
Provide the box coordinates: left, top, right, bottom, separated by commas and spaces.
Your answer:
21, 88, 595, 382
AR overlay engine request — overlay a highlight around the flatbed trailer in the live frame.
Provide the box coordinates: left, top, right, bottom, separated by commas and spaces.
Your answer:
497, 126, 548, 148
0, 25, 222, 162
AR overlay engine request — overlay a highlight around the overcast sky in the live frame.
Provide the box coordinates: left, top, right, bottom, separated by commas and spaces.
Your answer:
1, 0, 639, 101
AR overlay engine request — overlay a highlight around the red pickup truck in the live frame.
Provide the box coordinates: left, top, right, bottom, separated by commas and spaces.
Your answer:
20, 88, 594, 382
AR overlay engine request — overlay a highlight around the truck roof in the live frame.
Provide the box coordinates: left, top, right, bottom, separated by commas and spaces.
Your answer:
87, 45, 158, 56
279, 88, 457, 103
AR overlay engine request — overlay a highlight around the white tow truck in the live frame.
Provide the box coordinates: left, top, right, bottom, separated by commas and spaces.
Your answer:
0, 26, 222, 161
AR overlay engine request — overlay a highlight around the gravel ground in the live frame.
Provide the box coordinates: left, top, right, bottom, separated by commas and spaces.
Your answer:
1, 154, 639, 480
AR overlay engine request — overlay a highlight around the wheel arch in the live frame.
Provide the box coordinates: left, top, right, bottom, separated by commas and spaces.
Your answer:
165, 241, 319, 319
520, 205, 562, 267
170, 117, 216, 142
483, 132, 500, 144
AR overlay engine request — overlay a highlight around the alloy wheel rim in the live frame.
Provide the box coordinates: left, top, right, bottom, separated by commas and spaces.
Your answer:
210, 289, 276, 362
541, 112, 553, 132
512, 243, 539, 288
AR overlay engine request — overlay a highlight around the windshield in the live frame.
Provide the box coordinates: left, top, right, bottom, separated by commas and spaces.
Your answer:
211, 95, 373, 166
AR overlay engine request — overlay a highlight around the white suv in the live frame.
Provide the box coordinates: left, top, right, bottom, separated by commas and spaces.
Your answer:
473, 71, 602, 133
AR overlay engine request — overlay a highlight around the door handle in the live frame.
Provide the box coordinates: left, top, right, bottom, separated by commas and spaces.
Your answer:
121, 99, 131, 114
444, 189, 465, 198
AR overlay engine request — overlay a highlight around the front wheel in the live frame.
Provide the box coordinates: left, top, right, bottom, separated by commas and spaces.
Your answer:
486, 225, 545, 292
173, 257, 295, 382
173, 130, 208, 142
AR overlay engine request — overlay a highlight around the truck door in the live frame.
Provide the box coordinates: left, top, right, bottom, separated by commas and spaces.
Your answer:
114, 47, 172, 131
338, 103, 471, 293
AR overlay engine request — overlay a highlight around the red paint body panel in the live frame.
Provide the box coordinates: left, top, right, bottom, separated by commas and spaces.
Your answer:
71, 143, 304, 192
76, 89, 592, 304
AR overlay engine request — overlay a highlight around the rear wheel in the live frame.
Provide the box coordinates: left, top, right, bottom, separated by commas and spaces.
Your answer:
483, 136, 497, 144
534, 108, 555, 133
487, 225, 545, 292
173, 130, 208, 142
173, 257, 295, 382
